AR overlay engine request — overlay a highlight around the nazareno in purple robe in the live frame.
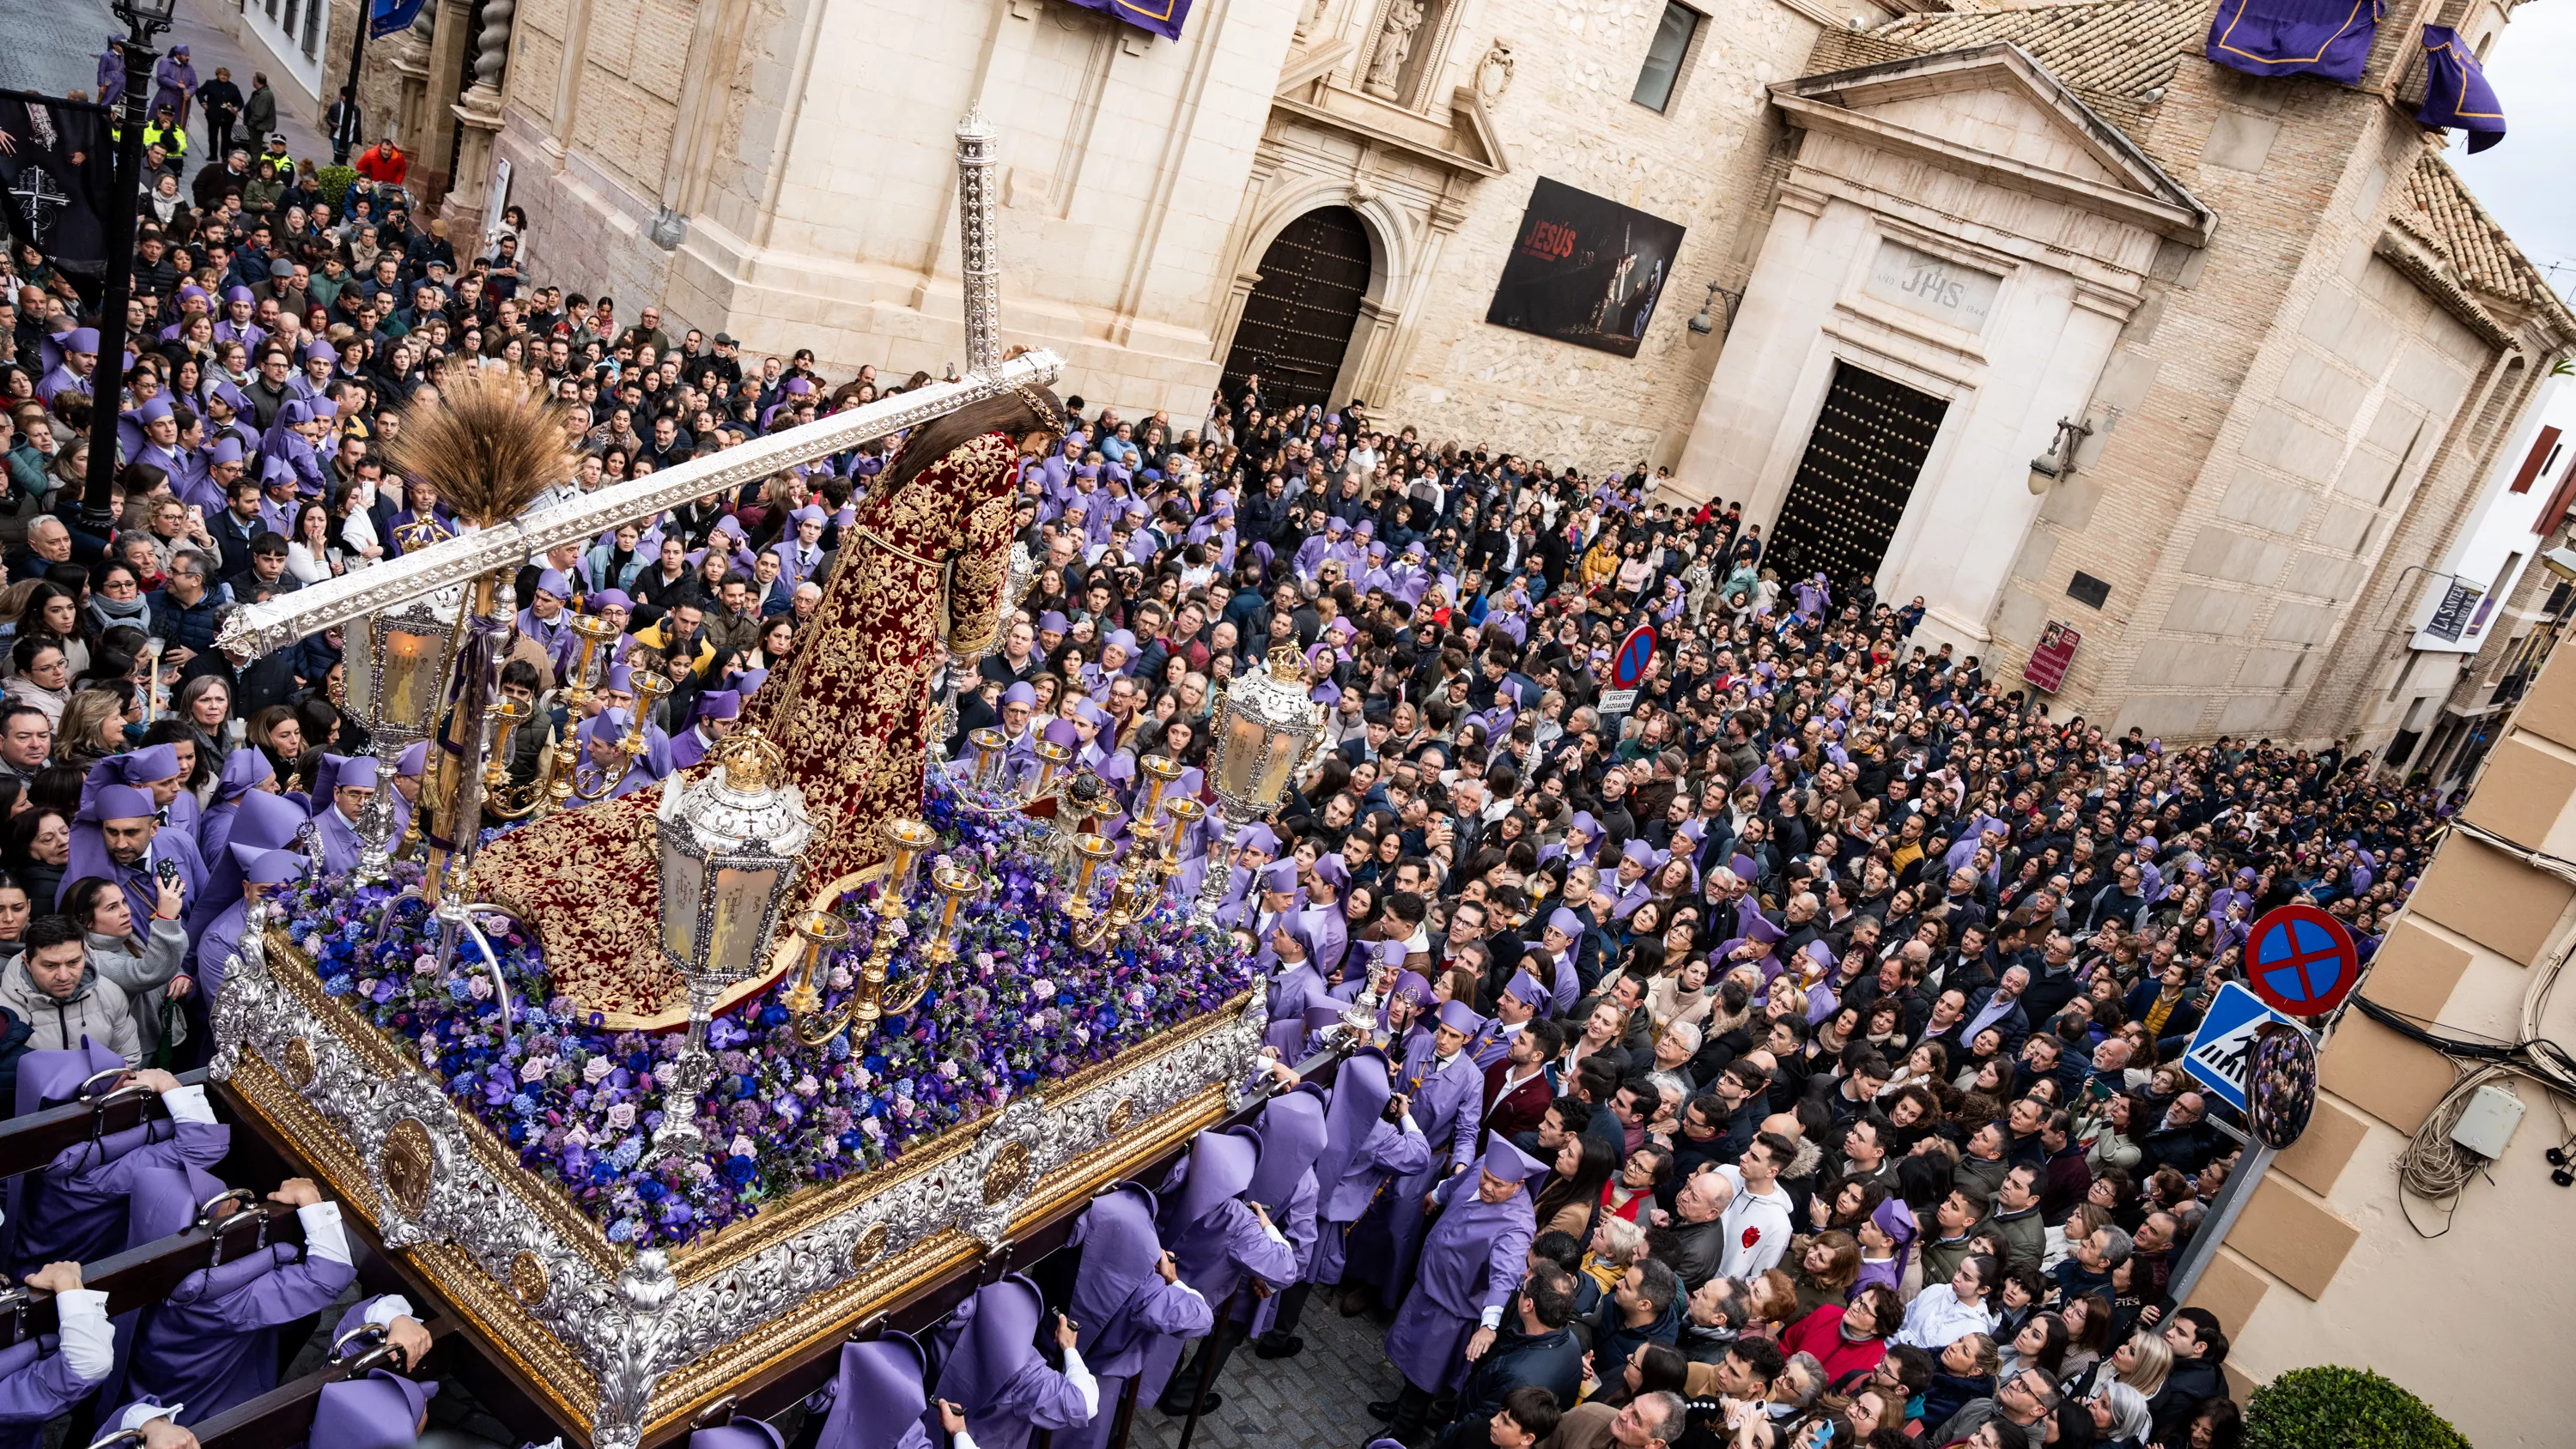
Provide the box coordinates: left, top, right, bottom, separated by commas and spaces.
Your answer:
1341, 1034, 1482, 1296
62, 809, 207, 929
1155, 1128, 1298, 1315
927, 1276, 1097, 1449
187, 789, 306, 938
1242, 1087, 1327, 1335
6, 1046, 228, 1275
114, 1204, 358, 1423
306, 1367, 434, 1449
0, 1304, 115, 1449
1056, 1184, 1211, 1449
1382, 1141, 1547, 1397
810, 1331, 932, 1449
1307, 1050, 1431, 1287
688, 1415, 790, 1449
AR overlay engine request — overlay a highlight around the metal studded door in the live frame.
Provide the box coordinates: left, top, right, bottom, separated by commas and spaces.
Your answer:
1221, 208, 1374, 415
1765, 361, 1948, 591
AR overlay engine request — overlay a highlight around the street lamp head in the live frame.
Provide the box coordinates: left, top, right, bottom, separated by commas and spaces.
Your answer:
112, 0, 179, 33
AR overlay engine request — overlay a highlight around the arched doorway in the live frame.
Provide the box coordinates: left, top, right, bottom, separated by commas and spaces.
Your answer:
1221, 207, 1373, 415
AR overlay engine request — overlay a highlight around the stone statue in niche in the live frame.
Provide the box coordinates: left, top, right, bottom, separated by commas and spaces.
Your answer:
1366, 0, 1426, 100
1477, 38, 1515, 100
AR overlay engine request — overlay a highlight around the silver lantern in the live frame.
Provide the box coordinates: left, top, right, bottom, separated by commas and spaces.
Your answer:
650, 728, 812, 1159
1194, 646, 1326, 921
348, 601, 459, 880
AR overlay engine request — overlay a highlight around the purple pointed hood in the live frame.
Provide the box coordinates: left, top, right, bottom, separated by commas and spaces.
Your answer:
815, 1333, 930, 1449
310, 1371, 438, 1449
1166, 1125, 1261, 1231
690, 1419, 787, 1449
1308, 1049, 1392, 1197
14, 1038, 125, 1115
1246, 1084, 1328, 1214
931, 1276, 1047, 1413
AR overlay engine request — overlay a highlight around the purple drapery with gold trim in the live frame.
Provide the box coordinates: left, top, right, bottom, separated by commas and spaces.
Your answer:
2204, 0, 2380, 84
1060, 0, 1192, 42
2417, 26, 2506, 154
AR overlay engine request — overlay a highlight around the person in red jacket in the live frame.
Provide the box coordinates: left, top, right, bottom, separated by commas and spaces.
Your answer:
1781, 1283, 1902, 1385
354, 135, 408, 185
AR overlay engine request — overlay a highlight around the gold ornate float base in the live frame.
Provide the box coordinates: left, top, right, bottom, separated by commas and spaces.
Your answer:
212, 919, 1263, 1449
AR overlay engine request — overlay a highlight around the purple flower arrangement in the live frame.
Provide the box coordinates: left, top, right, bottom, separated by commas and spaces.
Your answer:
274, 764, 1255, 1248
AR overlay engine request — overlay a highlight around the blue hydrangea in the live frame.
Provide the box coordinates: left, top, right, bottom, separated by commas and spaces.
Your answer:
606, 1218, 636, 1243
510, 1093, 538, 1117
611, 1136, 643, 1170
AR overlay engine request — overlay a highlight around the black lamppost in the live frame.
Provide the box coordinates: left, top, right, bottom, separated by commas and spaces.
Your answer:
79, 0, 179, 537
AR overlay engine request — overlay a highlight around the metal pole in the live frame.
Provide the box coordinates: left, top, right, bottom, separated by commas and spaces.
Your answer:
2161, 1141, 2276, 1307
337, 10, 372, 164
82, 19, 163, 537
1107, 1373, 1143, 1449
1173, 1282, 1242, 1449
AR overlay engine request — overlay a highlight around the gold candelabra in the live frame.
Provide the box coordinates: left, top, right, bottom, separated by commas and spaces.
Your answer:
562, 669, 673, 806
1066, 755, 1193, 951
784, 818, 984, 1048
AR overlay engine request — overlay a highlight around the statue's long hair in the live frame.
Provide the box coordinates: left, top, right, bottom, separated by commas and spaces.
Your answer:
878, 384, 1066, 494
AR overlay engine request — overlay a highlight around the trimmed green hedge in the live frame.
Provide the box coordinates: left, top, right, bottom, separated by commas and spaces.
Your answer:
2245, 1367, 2468, 1449
315, 165, 358, 209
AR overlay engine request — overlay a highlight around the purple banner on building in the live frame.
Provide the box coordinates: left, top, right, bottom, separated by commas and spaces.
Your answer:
1060, 0, 1193, 41
2418, 26, 2506, 153
2205, 0, 2380, 84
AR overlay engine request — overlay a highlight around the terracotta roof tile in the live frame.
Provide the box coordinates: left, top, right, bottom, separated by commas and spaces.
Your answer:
1868, 0, 2203, 101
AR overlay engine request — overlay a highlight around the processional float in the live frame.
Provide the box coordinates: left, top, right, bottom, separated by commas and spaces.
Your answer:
199, 111, 1340, 1449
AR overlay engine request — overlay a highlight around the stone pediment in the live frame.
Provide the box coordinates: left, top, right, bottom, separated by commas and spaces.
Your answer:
1775, 42, 2212, 243
1270, 40, 1506, 181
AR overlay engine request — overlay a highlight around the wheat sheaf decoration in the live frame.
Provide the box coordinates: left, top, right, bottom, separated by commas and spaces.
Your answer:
378, 363, 581, 531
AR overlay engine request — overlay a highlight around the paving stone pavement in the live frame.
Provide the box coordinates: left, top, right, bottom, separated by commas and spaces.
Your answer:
0, 0, 328, 179
1130, 1306, 1409, 1449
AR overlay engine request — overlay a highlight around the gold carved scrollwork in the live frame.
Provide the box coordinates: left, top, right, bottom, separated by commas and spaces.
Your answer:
382, 1118, 439, 1216
1106, 1098, 1136, 1137
982, 1140, 1030, 1207
853, 1222, 890, 1269
281, 1037, 316, 1089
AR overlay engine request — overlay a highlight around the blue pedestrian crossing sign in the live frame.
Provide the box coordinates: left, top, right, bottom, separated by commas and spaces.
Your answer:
2181, 981, 2307, 1115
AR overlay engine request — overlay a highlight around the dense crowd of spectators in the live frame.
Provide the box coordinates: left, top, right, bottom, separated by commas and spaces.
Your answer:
0, 86, 2450, 1449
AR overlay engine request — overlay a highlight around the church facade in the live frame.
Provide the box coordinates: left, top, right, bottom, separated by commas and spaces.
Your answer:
356, 0, 2573, 748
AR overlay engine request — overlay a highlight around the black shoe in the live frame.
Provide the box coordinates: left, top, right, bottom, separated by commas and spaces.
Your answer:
1338, 1288, 1373, 1318
1254, 1333, 1304, 1360
1157, 1393, 1221, 1417
1368, 1400, 1398, 1422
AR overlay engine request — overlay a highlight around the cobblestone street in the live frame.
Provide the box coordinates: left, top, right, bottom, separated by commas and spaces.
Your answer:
1131, 1308, 1403, 1449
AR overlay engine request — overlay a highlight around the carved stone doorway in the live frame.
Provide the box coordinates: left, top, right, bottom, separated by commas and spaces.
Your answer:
1219, 206, 1374, 415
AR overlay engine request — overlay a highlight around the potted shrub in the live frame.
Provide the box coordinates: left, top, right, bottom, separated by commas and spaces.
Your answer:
2245, 1366, 2469, 1449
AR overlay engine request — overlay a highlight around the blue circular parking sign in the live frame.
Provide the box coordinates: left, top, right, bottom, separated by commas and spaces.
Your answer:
2246, 904, 2360, 1018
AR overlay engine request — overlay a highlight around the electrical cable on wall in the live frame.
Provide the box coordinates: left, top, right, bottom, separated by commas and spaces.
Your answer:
2359, 818, 2576, 1235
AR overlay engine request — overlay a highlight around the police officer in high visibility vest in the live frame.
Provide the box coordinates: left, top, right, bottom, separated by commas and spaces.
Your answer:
141, 103, 189, 178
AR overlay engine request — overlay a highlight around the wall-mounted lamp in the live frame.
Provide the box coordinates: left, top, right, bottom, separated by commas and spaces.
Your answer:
2028, 415, 2095, 495
1686, 282, 1742, 337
